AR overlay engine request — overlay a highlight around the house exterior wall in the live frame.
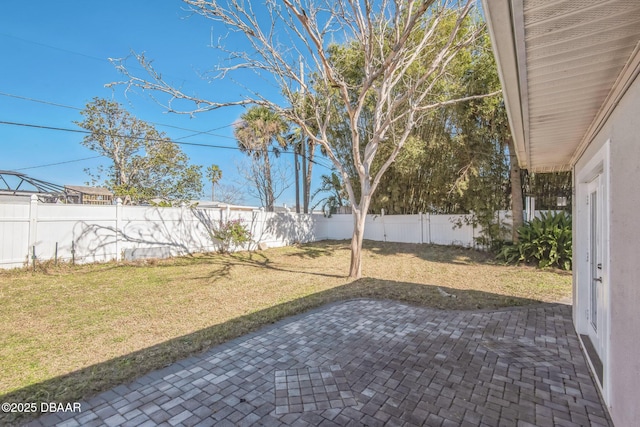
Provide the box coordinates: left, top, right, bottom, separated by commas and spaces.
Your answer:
574, 75, 640, 427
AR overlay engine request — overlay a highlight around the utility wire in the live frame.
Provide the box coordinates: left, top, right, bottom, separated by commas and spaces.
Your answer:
0, 91, 335, 168
0, 35, 336, 171
15, 156, 104, 171
0, 32, 109, 64
0, 91, 235, 140
0, 92, 82, 111
0, 32, 181, 81
0, 120, 332, 169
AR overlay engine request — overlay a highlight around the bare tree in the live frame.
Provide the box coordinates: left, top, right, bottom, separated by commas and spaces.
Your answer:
110, 0, 499, 278
236, 157, 292, 209
216, 182, 245, 205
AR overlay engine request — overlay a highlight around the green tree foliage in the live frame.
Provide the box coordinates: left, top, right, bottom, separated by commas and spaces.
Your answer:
76, 98, 203, 203
234, 106, 289, 211
311, 172, 349, 216
323, 21, 510, 217
320, 23, 523, 250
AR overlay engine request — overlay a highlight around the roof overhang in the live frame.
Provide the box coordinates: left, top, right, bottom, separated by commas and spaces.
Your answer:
482, 0, 640, 172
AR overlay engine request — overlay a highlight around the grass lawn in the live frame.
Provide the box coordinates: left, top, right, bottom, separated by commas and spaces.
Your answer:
0, 240, 571, 424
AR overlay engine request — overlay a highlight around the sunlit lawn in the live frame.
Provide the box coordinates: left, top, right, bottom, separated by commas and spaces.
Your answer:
0, 240, 571, 424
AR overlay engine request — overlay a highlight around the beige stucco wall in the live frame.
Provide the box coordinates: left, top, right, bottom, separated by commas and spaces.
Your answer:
574, 75, 640, 427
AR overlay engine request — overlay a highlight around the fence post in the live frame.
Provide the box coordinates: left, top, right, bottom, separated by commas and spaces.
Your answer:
257, 207, 265, 249
27, 195, 38, 263
180, 202, 187, 256
115, 198, 122, 261
472, 214, 477, 249
471, 221, 477, 248
525, 196, 536, 222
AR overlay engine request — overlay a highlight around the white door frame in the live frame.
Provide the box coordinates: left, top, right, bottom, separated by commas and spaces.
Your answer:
575, 140, 610, 403
586, 176, 603, 345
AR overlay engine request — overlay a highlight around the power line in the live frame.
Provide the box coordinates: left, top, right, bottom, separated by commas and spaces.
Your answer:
0, 120, 236, 149
0, 35, 335, 173
0, 91, 334, 168
1, 121, 86, 134
0, 93, 333, 171
0, 91, 236, 140
15, 156, 104, 171
0, 32, 109, 64
0, 92, 82, 111
0, 120, 332, 169
0, 31, 202, 87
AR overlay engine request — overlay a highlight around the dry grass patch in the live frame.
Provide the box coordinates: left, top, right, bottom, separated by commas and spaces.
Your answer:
0, 240, 571, 425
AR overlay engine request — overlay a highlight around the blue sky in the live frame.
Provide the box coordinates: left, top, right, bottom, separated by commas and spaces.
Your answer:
0, 1, 331, 207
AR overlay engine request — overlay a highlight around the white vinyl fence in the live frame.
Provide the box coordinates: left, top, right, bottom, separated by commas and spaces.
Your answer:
0, 196, 518, 269
313, 213, 486, 245
0, 196, 314, 269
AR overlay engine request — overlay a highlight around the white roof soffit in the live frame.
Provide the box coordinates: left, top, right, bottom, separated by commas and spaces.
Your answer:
482, 0, 640, 172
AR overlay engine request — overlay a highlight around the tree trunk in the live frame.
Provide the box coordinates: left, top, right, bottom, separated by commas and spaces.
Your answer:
304, 140, 315, 213
263, 151, 275, 212
300, 140, 310, 213
349, 208, 367, 279
294, 149, 300, 213
507, 137, 524, 242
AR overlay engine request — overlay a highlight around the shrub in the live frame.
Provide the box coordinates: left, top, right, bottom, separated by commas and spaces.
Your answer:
453, 210, 511, 253
211, 219, 252, 254
497, 211, 572, 270
471, 211, 512, 253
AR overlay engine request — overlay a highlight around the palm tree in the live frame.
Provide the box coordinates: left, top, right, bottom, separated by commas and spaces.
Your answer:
234, 106, 289, 211
206, 164, 222, 202
311, 172, 349, 216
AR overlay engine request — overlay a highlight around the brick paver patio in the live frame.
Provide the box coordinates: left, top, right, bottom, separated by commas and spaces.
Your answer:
28, 300, 611, 426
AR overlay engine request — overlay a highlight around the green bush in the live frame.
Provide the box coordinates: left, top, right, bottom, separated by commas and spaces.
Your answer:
497, 211, 572, 270
211, 219, 252, 254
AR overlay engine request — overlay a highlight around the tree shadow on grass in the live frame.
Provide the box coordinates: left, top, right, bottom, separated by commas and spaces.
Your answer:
21, 239, 492, 281
283, 244, 338, 259
359, 240, 573, 275
27, 243, 340, 279
280, 240, 349, 260
363, 239, 496, 265
1, 279, 542, 426
187, 250, 347, 282
21, 252, 222, 277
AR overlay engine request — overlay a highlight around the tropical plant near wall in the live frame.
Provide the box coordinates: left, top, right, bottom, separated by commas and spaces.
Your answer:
498, 211, 572, 270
